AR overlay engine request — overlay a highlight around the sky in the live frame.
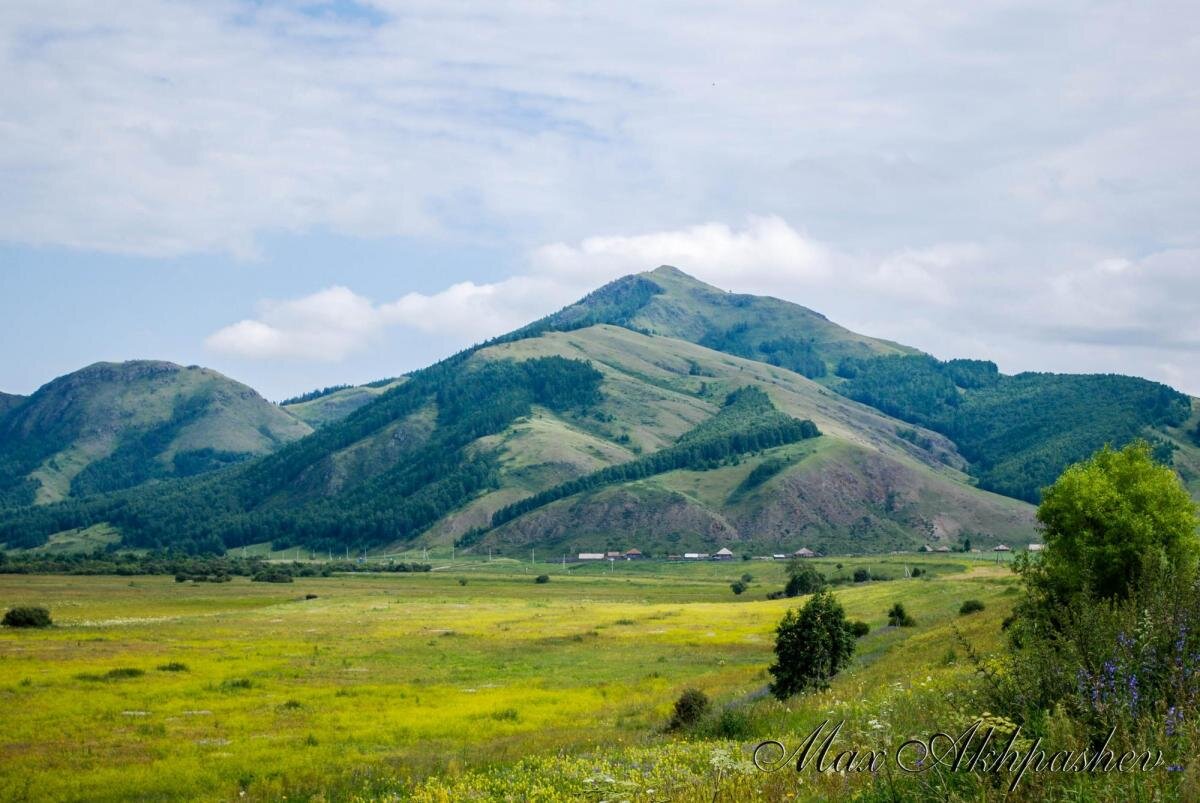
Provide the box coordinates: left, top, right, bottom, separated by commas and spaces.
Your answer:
1, 0, 1198, 400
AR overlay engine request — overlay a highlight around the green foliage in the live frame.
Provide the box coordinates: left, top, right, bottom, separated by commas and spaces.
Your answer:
491, 387, 819, 528
700, 324, 827, 378
729, 580, 747, 595
768, 590, 856, 698
886, 602, 915, 627
734, 457, 787, 495
2, 605, 52, 628
848, 619, 870, 638
534, 574, 550, 584
157, 662, 188, 672
852, 568, 870, 583
784, 561, 825, 597
1028, 441, 1199, 603
958, 599, 985, 615
667, 688, 710, 730
838, 354, 1190, 502
279, 384, 353, 406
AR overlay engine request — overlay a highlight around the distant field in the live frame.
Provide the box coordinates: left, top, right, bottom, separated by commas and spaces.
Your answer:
0, 557, 1019, 801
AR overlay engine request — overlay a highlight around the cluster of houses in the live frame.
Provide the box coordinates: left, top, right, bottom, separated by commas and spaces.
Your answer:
573, 543, 1041, 562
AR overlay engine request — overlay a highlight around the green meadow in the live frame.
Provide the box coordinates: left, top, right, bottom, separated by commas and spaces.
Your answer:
0, 555, 1042, 801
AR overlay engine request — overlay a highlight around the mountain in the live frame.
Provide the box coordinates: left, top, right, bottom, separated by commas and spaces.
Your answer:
281, 378, 406, 428
0, 361, 312, 507
2, 266, 1193, 557
0, 392, 26, 418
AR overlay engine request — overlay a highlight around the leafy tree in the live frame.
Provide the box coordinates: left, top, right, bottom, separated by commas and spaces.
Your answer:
730, 580, 748, 595
784, 562, 825, 597
1025, 441, 1198, 603
852, 568, 870, 583
769, 590, 856, 699
534, 574, 550, 584
848, 620, 870, 637
887, 602, 915, 627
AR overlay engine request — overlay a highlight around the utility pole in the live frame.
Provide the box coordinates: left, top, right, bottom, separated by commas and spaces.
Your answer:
531, 548, 535, 564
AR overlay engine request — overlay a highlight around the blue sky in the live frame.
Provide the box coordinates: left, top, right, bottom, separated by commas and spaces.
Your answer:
2, 1, 1198, 399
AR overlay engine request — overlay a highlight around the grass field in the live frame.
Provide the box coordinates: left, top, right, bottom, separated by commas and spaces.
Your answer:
0, 556, 1024, 801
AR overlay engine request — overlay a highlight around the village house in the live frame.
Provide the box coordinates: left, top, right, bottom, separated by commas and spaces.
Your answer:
577, 552, 605, 561
712, 547, 734, 560
993, 544, 1011, 552
623, 548, 644, 560
792, 547, 816, 558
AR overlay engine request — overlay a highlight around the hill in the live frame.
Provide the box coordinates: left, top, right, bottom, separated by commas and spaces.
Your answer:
0, 361, 311, 507
0, 392, 26, 418
281, 378, 406, 428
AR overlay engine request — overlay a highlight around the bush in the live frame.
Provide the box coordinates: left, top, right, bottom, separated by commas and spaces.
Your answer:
741, 573, 753, 583
534, 574, 550, 584
304, 593, 319, 600
78, 667, 145, 681
887, 602, 915, 627
848, 620, 870, 638
910, 567, 925, 578
157, 662, 188, 672
853, 568, 870, 583
769, 590, 856, 699
959, 599, 986, 615
457, 578, 468, 586
730, 580, 748, 595
668, 688, 710, 730
221, 678, 253, 690
2, 606, 52, 628
252, 570, 293, 583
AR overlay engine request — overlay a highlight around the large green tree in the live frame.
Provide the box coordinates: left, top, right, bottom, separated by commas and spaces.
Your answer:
768, 589, 856, 699
1029, 440, 1198, 603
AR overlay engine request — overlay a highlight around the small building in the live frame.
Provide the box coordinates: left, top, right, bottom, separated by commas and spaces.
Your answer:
934, 545, 951, 553
713, 547, 734, 560
1027, 543, 1045, 552
683, 552, 709, 560
578, 552, 605, 561
919, 544, 933, 553
993, 544, 1011, 552
772, 554, 787, 560
605, 551, 622, 560
623, 548, 644, 560
667, 554, 683, 561
792, 547, 816, 558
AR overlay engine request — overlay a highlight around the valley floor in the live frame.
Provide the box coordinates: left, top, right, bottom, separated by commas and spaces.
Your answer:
0, 557, 1044, 801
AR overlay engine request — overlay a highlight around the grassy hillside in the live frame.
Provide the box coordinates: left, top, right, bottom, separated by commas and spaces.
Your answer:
280, 378, 406, 428
453, 326, 1033, 555
0, 361, 311, 507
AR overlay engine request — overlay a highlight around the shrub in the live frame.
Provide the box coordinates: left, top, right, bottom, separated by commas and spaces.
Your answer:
959, 599, 986, 615
887, 602, 915, 627
457, 578, 468, 586
534, 574, 550, 584
853, 568, 870, 583
730, 580, 747, 595
709, 707, 754, 739
491, 707, 520, 721
3, 606, 52, 628
910, 567, 925, 578
252, 571, 293, 584
741, 573, 753, 583
769, 590, 856, 699
848, 620, 870, 638
157, 662, 188, 672
668, 688, 710, 730
304, 593, 319, 600
221, 678, 253, 690
78, 667, 145, 681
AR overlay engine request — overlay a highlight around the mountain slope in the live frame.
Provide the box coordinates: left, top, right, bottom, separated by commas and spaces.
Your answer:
0, 361, 312, 506
281, 378, 406, 428
0, 392, 26, 418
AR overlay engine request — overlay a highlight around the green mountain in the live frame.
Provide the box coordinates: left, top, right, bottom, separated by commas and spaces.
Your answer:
0, 361, 312, 507
0, 392, 26, 418
3, 266, 1193, 557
